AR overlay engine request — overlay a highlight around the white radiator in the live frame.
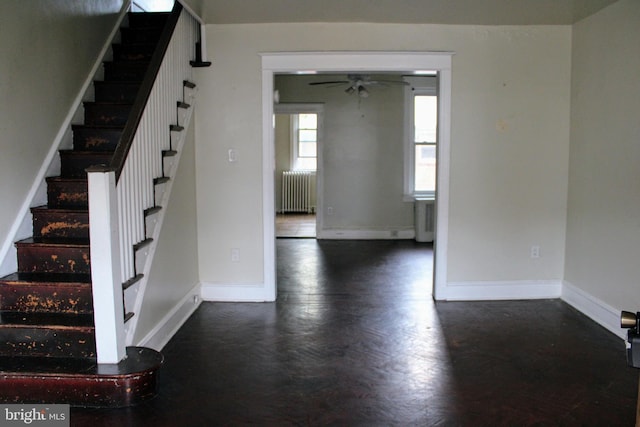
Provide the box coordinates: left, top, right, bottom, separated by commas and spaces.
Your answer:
415, 198, 435, 242
282, 171, 314, 213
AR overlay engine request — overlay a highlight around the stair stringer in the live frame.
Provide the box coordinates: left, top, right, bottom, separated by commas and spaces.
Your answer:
0, 1, 132, 278
123, 84, 199, 347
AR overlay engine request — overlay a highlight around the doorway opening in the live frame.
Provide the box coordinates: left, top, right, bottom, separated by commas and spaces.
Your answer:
261, 52, 452, 302
274, 104, 324, 239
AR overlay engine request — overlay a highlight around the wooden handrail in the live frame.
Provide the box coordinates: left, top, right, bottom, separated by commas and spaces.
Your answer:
109, 2, 184, 182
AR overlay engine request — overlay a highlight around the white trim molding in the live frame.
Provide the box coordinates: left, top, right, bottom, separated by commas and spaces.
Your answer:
201, 282, 275, 302
442, 280, 562, 301
561, 281, 625, 340
318, 228, 415, 240
261, 51, 453, 301
136, 283, 202, 351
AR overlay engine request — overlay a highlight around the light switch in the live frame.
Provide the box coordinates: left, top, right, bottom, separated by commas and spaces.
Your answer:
228, 149, 238, 162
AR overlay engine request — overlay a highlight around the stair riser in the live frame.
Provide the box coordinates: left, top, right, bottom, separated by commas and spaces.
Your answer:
0, 346, 162, 407
128, 12, 169, 28
47, 180, 88, 209
0, 327, 95, 358
120, 27, 164, 44
0, 370, 159, 407
60, 152, 112, 178
112, 44, 156, 62
0, 283, 92, 314
32, 210, 89, 240
84, 103, 132, 126
104, 62, 149, 82
73, 127, 122, 152
94, 82, 140, 103
17, 246, 90, 275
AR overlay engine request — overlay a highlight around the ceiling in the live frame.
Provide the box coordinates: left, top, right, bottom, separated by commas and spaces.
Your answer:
182, 0, 619, 25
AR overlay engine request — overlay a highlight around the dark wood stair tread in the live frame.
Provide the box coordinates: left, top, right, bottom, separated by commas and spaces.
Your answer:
94, 80, 142, 85
124, 24, 167, 31
190, 60, 212, 67
153, 176, 170, 185
15, 237, 90, 247
144, 206, 162, 216
112, 42, 157, 48
84, 100, 134, 105
45, 177, 89, 208
0, 347, 163, 407
0, 347, 161, 376
0, 311, 94, 328
0, 272, 91, 284
46, 177, 88, 183
71, 124, 125, 130
122, 274, 143, 290
133, 238, 153, 251
31, 206, 89, 213
59, 149, 115, 154
0, 272, 93, 314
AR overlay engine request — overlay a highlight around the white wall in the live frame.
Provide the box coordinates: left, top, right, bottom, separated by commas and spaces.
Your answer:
133, 118, 201, 346
565, 0, 640, 311
276, 74, 413, 233
0, 0, 124, 267
194, 22, 572, 288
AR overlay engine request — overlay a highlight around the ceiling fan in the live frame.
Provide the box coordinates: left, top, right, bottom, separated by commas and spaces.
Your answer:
309, 74, 409, 98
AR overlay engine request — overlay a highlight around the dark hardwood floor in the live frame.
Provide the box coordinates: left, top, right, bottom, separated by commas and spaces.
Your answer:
72, 240, 637, 426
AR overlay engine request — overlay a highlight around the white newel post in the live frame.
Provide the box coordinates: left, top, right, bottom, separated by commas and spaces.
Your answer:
87, 168, 126, 364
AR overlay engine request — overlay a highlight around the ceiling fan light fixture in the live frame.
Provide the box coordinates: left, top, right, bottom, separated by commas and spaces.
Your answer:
345, 86, 355, 95
358, 86, 369, 98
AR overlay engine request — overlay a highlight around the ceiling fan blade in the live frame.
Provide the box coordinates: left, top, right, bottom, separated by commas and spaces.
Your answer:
308, 80, 350, 86
364, 79, 410, 86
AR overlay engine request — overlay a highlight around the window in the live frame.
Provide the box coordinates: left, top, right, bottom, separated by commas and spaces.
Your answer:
414, 95, 437, 192
404, 76, 438, 198
292, 113, 317, 171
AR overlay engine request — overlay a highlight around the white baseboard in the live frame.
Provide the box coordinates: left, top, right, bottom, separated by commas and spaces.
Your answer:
318, 227, 415, 240
561, 281, 625, 340
135, 283, 202, 351
441, 280, 562, 301
201, 282, 276, 302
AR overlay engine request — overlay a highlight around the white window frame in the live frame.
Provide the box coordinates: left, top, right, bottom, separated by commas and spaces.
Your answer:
290, 113, 318, 171
403, 76, 438, 200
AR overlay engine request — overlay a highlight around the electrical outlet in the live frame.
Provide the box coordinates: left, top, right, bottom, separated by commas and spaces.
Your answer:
530, 245, 540, 259
231, 248, 240, 262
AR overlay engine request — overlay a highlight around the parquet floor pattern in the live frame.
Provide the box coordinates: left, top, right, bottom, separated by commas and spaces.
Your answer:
276, 213, 316, 238
72, 240, 637, 426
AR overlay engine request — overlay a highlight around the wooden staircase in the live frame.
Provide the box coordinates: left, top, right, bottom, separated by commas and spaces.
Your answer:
0, 12, 176, 408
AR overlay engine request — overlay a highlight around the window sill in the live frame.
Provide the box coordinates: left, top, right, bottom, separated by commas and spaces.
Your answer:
403, 194, 436, 202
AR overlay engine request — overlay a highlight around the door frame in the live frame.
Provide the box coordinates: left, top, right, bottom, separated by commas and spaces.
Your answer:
261, 51, 453, 301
